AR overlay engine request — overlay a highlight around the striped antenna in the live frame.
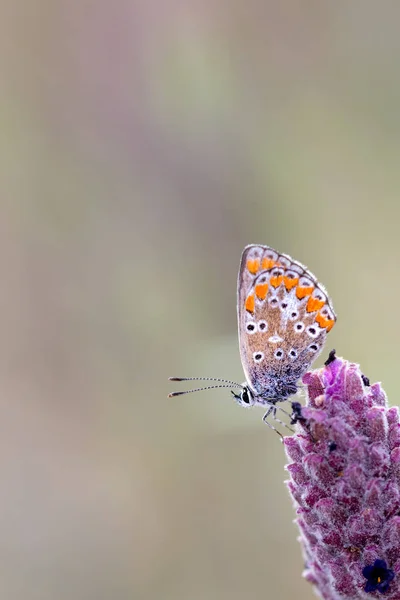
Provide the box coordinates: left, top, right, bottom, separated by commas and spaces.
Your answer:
168, 376, 243, 398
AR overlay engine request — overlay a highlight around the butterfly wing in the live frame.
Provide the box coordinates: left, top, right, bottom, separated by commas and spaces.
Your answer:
237, 245, 336, 399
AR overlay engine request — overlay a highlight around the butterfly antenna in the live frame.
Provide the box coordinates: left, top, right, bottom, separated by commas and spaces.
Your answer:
169, 376, 242, 386
168, 377, 243, 398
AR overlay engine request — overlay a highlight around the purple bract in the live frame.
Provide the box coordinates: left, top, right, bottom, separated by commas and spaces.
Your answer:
284, 357, 400, 599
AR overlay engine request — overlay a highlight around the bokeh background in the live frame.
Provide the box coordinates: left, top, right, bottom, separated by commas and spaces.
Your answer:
1, 2, 400, 599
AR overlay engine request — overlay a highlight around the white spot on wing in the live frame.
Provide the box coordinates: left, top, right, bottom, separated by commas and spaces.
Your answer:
257, 320, 268, 332
246, 322, 257, 334
253, 351, 264, 363
269, 334, 283, 343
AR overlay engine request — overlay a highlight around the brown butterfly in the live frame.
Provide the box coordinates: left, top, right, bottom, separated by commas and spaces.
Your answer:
169, 245, 336, 436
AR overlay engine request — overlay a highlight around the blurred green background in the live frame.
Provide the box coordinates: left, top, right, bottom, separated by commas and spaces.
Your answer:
1, 2, 400, 599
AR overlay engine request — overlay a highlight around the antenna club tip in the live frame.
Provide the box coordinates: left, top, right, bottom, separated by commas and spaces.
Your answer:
168, 377, 183, 381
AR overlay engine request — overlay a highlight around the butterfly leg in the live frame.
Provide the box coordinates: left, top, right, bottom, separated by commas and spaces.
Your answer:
275, 404, 295, 420
262, 406, 284, 440
272, 406, 294, 434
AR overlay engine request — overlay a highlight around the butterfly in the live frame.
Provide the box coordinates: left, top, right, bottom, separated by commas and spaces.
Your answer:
169, 244, 336, 435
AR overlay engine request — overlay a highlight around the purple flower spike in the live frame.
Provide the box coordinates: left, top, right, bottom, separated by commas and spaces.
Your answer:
284, 357, 400, 599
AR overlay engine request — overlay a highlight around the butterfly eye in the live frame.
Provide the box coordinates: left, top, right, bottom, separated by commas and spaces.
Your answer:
241, 388, 251, 404
257, 320, 268, 332
253, 352, 264, 363
294, 322, 305, 333
274, 349, 284, 360
246, 322, 257, 334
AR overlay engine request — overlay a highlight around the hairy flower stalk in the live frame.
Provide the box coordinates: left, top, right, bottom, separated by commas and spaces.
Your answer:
284, 356, 400, 599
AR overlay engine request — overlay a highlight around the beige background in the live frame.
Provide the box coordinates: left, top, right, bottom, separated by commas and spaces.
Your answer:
1, 2, 400, 599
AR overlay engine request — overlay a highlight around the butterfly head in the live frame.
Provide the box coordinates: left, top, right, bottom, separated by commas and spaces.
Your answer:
233, 378, 299, 407
231, 385, 255, 407
169, 378, 277, 409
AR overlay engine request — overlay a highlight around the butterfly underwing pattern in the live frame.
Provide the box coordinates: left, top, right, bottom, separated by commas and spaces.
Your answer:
169, 244, 336, 435
237, 244, 336, 404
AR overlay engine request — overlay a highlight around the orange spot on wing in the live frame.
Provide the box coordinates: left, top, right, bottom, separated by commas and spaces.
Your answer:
245, 294, 255, 313
306, 297, 325, 313
255, 283, 268, 300
270, 275, 283, 288
296, 286, 313, 299
247, 259, 260, 275
284, 276, 299, 291
261, 257, 275, 270
316, 312, 335, 331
